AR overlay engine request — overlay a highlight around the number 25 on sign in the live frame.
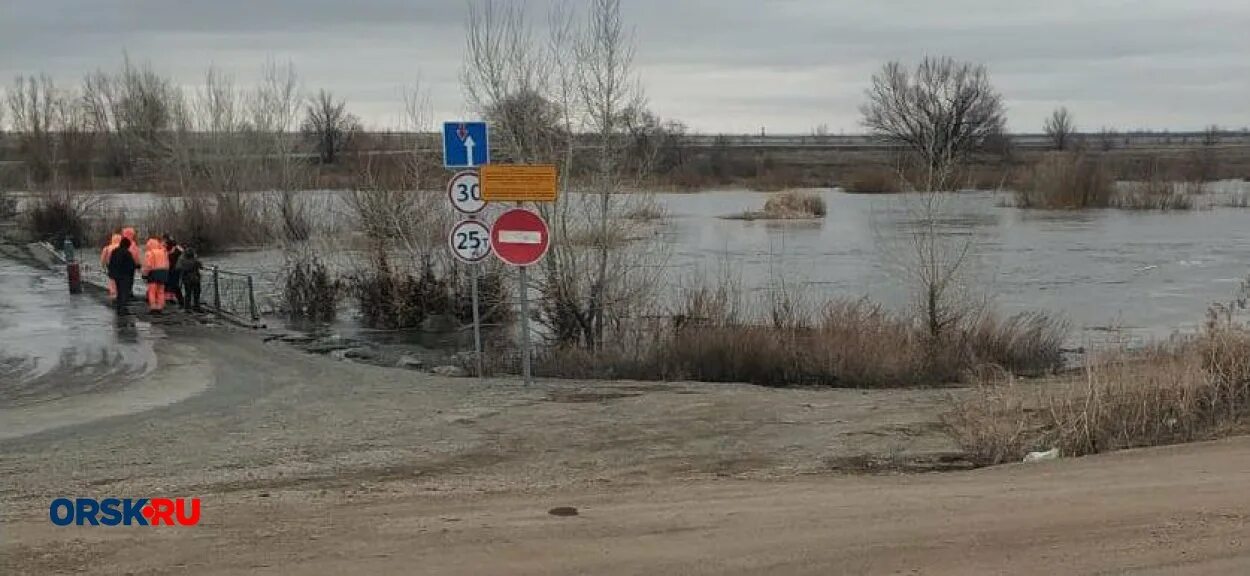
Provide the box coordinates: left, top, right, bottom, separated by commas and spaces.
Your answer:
449, 220, 491, 263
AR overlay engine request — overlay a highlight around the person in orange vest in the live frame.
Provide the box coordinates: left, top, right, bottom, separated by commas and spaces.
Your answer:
100, 232, 122, 301
141, 236, 170, 314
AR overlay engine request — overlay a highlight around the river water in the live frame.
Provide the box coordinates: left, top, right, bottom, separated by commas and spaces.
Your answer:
24, 185, 1250, 347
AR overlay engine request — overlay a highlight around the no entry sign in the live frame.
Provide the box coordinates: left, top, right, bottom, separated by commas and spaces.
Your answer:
490, 208, 550, 266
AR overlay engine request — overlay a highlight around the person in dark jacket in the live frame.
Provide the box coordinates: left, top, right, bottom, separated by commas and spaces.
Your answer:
175, 247, 203, 311
107, 237, 139, 313
164, 235, 184, 308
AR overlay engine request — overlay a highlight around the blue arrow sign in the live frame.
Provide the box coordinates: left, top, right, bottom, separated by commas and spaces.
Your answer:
443, 121, 490, 168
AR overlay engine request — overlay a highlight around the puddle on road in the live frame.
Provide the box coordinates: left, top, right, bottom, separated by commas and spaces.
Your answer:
0, 257, 157, 406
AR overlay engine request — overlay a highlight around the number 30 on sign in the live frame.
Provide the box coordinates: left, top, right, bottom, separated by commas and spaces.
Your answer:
447, 170, 485, 214
449, 219, 492, 263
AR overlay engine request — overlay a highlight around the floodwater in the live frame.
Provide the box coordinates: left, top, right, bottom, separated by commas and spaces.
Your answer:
46, 184, 1250, 345
0, 256, 157, 404
660, 188, 1250, 343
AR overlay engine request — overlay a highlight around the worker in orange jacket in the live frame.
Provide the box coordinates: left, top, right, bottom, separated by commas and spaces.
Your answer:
141, 236, 170, 313
100, 233, 122, 300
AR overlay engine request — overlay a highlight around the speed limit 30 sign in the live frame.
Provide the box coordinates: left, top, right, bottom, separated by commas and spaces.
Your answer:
447, 170, 485, 214
449, 219, 492, 263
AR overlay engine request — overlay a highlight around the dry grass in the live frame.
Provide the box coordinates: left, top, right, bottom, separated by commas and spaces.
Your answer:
623, 196, 667, 222
842, 166, 903, 193
726, 190, 827, 220
1014, 153, 1114, 208
949, 302, 1250, 466
1112, 179, 1198, 210
533, 287, 1067, 389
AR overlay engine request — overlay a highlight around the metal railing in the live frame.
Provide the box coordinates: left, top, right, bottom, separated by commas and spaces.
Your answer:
208, 266, 259, 323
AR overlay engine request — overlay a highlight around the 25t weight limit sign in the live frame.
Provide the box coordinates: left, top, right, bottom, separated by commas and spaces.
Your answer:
449, 220, 492, 263
447, 170, 485, 214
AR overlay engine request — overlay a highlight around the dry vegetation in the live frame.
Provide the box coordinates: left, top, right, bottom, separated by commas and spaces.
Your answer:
1014, 153, 1115, 208
841, 166, 904, 194
726, 189, 827, 220
520, 277, 1067, 388
949, 285, 1250, 466
1014, 152, 1207, 210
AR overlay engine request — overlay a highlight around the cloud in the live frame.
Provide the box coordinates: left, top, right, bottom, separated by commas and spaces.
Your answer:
3, 0, 1248, 133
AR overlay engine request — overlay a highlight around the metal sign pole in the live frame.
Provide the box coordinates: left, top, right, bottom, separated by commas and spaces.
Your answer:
518, 265, 532, 386
470, 263, 483, 378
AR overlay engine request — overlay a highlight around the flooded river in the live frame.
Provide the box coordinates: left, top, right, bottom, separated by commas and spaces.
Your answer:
25, 185, 1250, 346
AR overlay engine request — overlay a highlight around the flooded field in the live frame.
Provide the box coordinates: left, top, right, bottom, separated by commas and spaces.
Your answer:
25, 183, 1250, 346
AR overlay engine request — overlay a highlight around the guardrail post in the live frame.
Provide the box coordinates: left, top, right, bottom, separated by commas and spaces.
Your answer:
246, 274, 258, 320
212, 266, 221, 311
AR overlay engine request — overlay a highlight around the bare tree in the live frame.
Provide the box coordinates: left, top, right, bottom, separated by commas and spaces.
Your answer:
463, 0, 664, 350
302, 90, 359, 165
1044, 107, 1076, 151
54, 87, 96, 182
861, 57, 1005, 191
7, 75, 59, 183
1203, 124, 1221, 147
81, 56, 182, 182
1098, 127, 1119, 151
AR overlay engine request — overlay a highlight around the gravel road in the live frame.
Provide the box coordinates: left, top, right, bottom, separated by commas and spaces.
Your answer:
3, 327, 1247, 574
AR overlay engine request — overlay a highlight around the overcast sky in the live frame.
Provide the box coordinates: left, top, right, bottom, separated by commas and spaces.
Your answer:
3, 0, 1248, 134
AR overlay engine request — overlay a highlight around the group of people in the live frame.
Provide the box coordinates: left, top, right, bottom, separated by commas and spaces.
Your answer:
100, 228, 203, 315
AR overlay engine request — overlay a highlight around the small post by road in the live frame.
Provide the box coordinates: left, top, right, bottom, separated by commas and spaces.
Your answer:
517, 265, 532, 386
64, 238, 81, 294
470, 263, 484, 378
246, 274, 258, 320
212, 266, 221, 311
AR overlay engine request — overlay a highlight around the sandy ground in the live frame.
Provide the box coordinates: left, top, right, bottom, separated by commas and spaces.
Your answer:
3, 327, 1250, 574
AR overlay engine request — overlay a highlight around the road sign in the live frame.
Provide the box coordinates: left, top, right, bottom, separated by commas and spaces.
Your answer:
480, 164, 558, 202
449, 219, 492, 263
490, 208, 550, 266
447, 170, 486, 214
443, 121, 490, 168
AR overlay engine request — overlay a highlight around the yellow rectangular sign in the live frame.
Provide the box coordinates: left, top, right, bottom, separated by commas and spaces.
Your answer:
480, 164, 558, 202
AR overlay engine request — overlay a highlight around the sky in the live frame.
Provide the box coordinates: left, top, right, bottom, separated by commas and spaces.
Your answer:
2, 0, 1248, 134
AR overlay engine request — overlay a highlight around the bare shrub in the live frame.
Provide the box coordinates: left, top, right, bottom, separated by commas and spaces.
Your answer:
0, 189, 16, 221
1014, 153, 1114, 208
348, 250, 449, 330
282, 251, 338, 322
1044, 107, 1076, 151
23, 189, 102, 246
